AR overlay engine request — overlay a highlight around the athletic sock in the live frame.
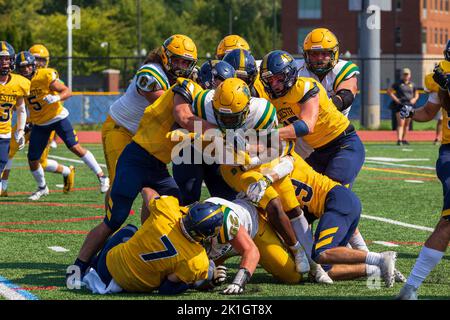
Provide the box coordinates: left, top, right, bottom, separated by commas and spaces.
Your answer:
349, 231, 369, 252
290, 214, 314, 259
80, 150, 102, 176
406, 246, 444, 289
365, 252, 383, 266
366, 264, 380, 277
31, 166, 46, 188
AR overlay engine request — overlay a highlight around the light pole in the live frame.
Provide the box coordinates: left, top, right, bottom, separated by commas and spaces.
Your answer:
137, 0, 142, 63
101, 42, 110, 69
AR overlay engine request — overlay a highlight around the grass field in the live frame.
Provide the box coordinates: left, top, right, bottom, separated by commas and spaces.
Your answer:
0, 142, 449, 300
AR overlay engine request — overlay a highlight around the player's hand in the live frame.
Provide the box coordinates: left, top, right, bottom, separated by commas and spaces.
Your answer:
166, 129, 202, 141
43, 94, 61, 104
14, 129, 25, 151
212, 265, 227, 287
399, 104, 415, 119
432, 65, 450, 90
246, 176, 272, 205
222, 283, 244, 295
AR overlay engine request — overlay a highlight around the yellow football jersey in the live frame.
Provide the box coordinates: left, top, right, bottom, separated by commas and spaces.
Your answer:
132, 78, 204, 164
0, 74, 30, 135
270, 77, 350, 148
252, 74, 270, 100
106, 196, 210, 292
290, 153, 340, 218
26, 68, 64, 125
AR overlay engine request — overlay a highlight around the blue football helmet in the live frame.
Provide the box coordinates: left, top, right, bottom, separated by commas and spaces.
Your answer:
199, 60, 236, 89
222, 49, 258, 87
180, 201, 224, 242
445, 40, 450, 61
259, 50, 298, 99
0, 41, 16, 76
15, 51, 36, 79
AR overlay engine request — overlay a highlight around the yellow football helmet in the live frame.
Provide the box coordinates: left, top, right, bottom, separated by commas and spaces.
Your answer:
160, 34, 197, 80
212, 78, 251, 130
29, 44, 50, 68
303, 28, 339, 76
215, 35, 250, 59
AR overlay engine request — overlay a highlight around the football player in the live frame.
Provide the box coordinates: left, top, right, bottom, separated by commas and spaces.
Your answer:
1, 51, 75, 197
172, 59, 238, 205
397, 41, 450, 300
25, 44, 108, 200
204, 196, 309, 287
29, 44, 50, 69
0, 42, 28, 193
80, 195, 226, 294
215, 34, 250, 60
71, 39, 214, 277
222, 48, 268, 99
245, 154, 404, 287
102, 34, 193, 223
192, 78, 313, 277
299, 29, 367, 252
259, 50, 365, 188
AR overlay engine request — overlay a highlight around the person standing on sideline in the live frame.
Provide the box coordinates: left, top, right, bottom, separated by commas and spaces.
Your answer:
387, 68, 419, 146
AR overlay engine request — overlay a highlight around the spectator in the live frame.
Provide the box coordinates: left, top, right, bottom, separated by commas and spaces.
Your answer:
387, 68, 419, 145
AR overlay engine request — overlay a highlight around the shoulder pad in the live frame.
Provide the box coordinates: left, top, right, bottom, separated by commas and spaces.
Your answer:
136, 73, 160, 92
424, 73, 439, 93
218, 208, 240, 244
299, 81, 320, 104
173, 78, 199, 104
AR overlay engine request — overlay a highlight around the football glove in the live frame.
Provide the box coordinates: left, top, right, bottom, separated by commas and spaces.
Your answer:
43, 94, 61, 104
166, 129, 202, 142
222, 268, 251, 295
246, 176, 273, 205
14, 129, 25, 151
399, 104, 415, 119
432, 65, 450, 90
212, 265, 228, 287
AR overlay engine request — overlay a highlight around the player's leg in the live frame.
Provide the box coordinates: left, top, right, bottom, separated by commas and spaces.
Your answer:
398, 144, 450, 299
172, 161, 205, 205
55, 118, 109, 193
73, 142, 147, 275
396, 112, 404, 145
253, 214, 302, 284
1, 137, 17, 196
402, 117, 412, 144
0, 138, 10, 193
203, 163, 237, 201
28, 124, 53, 200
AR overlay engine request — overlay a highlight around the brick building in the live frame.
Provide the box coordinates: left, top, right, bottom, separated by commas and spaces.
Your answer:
282, 0, 450, 88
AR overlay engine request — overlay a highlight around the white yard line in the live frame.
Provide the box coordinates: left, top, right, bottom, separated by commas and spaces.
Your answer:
365, 160, 435, 170
48, 155, 107, 168
372, 241, 399, 247
0, 283, 27, 300
361, 214, 434, 232
48, 246, 69, 252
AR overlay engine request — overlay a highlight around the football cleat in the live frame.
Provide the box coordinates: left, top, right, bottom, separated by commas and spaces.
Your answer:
28, 185, 49, 201
99, 176, 110, 194
63, 166, 75, 194
380, 251, 397, 288
394, 268, 407, 283
50, 140, 58, 149
0, 189, 8, 197
396, 283, 418, 300
309, 261, 333, 284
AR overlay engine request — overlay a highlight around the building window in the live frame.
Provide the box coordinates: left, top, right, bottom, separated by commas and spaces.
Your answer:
440, 28, 443, 44
435, 28, 438, 44
298, 0, 322, 19
422, 27, 427, 53
395, 0, 403, 11
423, 0, 427, 8
446, 0, 449, 11
298, 27, 313, 53
395, 27, 402, 47
435, 0, 438, 10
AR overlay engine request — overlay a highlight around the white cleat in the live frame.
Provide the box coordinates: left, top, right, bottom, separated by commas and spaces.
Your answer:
394, 268, 407, 283
396, 284, 418, 300
50, 140, 58, 149
28, 186, 49, 201
99, 176, 110, 193
380, 251, 397, 288
310, 262, 333, 284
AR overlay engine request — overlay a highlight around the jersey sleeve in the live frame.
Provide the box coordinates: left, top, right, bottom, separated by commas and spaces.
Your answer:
424, 73, 439, 93
191, 89, 211, 120
253, 100, 278, 130
135, 65, 170, 92
174, 252, 210, 284
46, 68, 60, 85
19, 76, 31, 97
333, 61, 360, 90
217, 208, 240, 244
172, 77, 203, 105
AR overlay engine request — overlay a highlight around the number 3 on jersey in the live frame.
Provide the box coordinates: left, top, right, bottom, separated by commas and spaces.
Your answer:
291, 179, 313, 208
140, 235, 178, 262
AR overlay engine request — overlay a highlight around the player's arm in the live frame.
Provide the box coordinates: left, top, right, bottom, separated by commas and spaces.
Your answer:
15, 97, 26, 132
229, 226, 259, 275
277, 92, 320, 141
138, 88, 165, 104
332, 76, 357, 111
49, 79, 72, 102
410, 86, 419, 105
387, 84, 401, 105
173, 93, 216, 133
411, 100, 441, 122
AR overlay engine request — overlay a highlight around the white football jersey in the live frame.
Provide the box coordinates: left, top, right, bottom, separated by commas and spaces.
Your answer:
295, 59, 359, 158
109, 63, 170, 134
191, 89, 278, 131
203, 197, 259, 261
